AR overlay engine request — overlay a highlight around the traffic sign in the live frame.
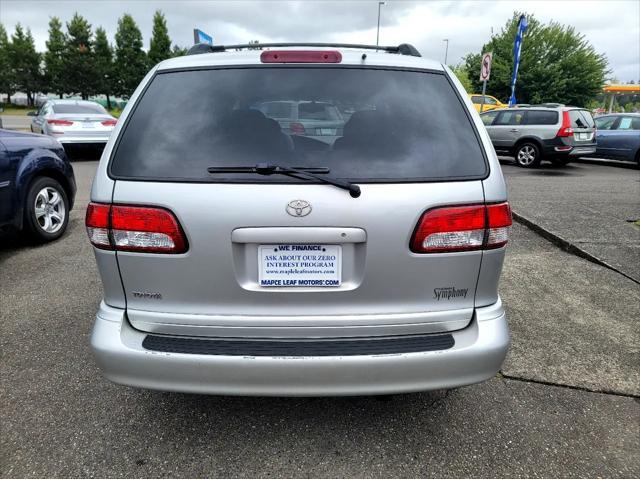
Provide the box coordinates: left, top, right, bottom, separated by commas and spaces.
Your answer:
480, 52, 493, 81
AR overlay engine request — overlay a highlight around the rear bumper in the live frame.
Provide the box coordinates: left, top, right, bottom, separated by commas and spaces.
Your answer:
53, 135, 109, 144
90, 300, 509, 396
543, 138, 596, 157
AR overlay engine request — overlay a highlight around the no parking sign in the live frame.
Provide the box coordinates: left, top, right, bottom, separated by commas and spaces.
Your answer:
480, 52, 493, 82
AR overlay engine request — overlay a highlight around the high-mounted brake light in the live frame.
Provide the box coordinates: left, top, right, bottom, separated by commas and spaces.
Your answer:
410, 203, 512, 253
556, 110, 573, 137
47, 119, 74, 126
85, 203, 188, 254
101, 119, 117, 126
260, 50, 342, 63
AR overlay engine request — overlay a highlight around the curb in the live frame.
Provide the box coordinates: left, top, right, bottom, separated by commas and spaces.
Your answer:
574, 158, 639, 170
511, 211, 640, 285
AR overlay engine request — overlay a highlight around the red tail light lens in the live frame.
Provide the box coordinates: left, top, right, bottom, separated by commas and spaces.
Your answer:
260, 50, 342, 63
556, 111, 573, 137
85, 203, 111, 249
411, 203, 512, 253
85, 203, 188, 254
47, 119, 74, 126
485, 202, 512, 249
289, 122, 306, 134
101, 119, 117, 126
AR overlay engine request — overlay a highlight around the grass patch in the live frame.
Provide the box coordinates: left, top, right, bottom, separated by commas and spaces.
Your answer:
635, 220, 640, 227
0, 106, 37, 116
108, 109, 123, 118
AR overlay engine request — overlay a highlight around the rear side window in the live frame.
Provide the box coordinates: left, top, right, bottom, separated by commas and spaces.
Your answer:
471, 95, 497, 105
569, 110, 595, 128
53, 104, 106, 114
111, 68, 487, 182
618, 117, 640, 130
494, 111, 524, 125
481, 111, 499, 125
595, 116, 617, 130
524, 110, 558, 125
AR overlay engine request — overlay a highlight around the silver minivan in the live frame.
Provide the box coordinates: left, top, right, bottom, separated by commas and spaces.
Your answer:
86, 43, 511, 396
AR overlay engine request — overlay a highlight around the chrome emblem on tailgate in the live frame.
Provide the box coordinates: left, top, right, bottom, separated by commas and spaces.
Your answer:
286, 200, 312, 217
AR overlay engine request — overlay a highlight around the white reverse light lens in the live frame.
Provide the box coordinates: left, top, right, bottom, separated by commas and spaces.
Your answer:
423, 229, 485, 251
86, 227, 110, 248
112, 230, 175, 251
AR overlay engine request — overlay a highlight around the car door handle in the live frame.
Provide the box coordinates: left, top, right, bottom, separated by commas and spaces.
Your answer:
509, 128, 520, 132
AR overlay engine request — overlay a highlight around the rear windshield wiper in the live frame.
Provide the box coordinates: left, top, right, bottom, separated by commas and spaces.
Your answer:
207, 163, 361, 198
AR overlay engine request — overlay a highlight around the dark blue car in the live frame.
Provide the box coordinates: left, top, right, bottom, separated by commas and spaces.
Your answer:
593, 113, 640, 164
0, 129, 76, 242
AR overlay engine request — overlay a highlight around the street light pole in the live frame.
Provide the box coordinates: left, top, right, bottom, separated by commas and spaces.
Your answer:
376, 2, 386, 47
443, 38, 449, 65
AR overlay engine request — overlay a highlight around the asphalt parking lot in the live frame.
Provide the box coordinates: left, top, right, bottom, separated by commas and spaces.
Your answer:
1, 158, 639, 478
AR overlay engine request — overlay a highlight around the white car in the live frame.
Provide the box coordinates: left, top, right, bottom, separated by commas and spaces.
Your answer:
30, 100, 117, 145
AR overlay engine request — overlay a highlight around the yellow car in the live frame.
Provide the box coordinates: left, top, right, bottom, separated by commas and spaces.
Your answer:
469, 94, 506, 112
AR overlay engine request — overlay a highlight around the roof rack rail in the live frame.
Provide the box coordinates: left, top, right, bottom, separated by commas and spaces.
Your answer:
186, 42, 421, 57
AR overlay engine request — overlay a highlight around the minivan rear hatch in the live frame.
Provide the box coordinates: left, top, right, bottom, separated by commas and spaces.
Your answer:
106, 62, 493, 338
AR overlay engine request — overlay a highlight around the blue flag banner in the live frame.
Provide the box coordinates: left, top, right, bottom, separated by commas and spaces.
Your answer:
508, 15, 528, 106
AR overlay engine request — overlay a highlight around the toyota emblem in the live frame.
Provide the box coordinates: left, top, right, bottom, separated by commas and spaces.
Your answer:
286, 200, 312, 217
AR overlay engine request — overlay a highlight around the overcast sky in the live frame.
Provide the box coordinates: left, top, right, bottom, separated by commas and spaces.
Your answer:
1, 0, 638, 81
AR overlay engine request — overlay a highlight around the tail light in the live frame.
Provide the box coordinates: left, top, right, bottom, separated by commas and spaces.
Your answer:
85, 203, 188, 254
289, 122, 306, 135
411, 203, 512, 253
47, 119, 74, 126
101, 119, 117, 126
556, 111, 573, 137
261, 50, 342, 63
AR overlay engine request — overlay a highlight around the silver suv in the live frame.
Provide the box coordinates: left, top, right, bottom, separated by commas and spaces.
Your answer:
86, 43, 511, 396
481, 106, 596, 167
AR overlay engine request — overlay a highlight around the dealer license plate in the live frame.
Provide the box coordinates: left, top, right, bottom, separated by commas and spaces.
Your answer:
258, 244, 342, 287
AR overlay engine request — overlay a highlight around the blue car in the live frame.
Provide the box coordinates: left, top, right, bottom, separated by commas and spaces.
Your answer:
0, 129, 76, 242
593, 113, 640, 164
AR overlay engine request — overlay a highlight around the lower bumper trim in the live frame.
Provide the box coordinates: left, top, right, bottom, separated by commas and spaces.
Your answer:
142, 332, 455, 356
90, 301, 510, 396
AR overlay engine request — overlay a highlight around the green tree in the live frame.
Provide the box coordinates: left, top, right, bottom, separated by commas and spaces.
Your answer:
65, 13, 96, 99
464, 13, 608, 107
44, 17, 67, 98
450, 64, 473, 93
0, 24, 15, 103
94, 27, 114, 109
148, 10, 172, 67
171, 45, 187, 57
8, 24, 41, 106
114, 14, 147, 99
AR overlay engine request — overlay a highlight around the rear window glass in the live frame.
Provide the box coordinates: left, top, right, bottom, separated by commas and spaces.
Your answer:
260, 102, 291, 118
525, 110, 558, 125
569, 110, 595, 128
111, 68, 486, 182
52, 103, 106, 114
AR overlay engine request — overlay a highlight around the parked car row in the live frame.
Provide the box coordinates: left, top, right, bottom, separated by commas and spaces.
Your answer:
481, 107, 639, 167
592, 113, 640, 163
0, 99, 112, 242
480, 106, 597, 167
0, 129, 76, 242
